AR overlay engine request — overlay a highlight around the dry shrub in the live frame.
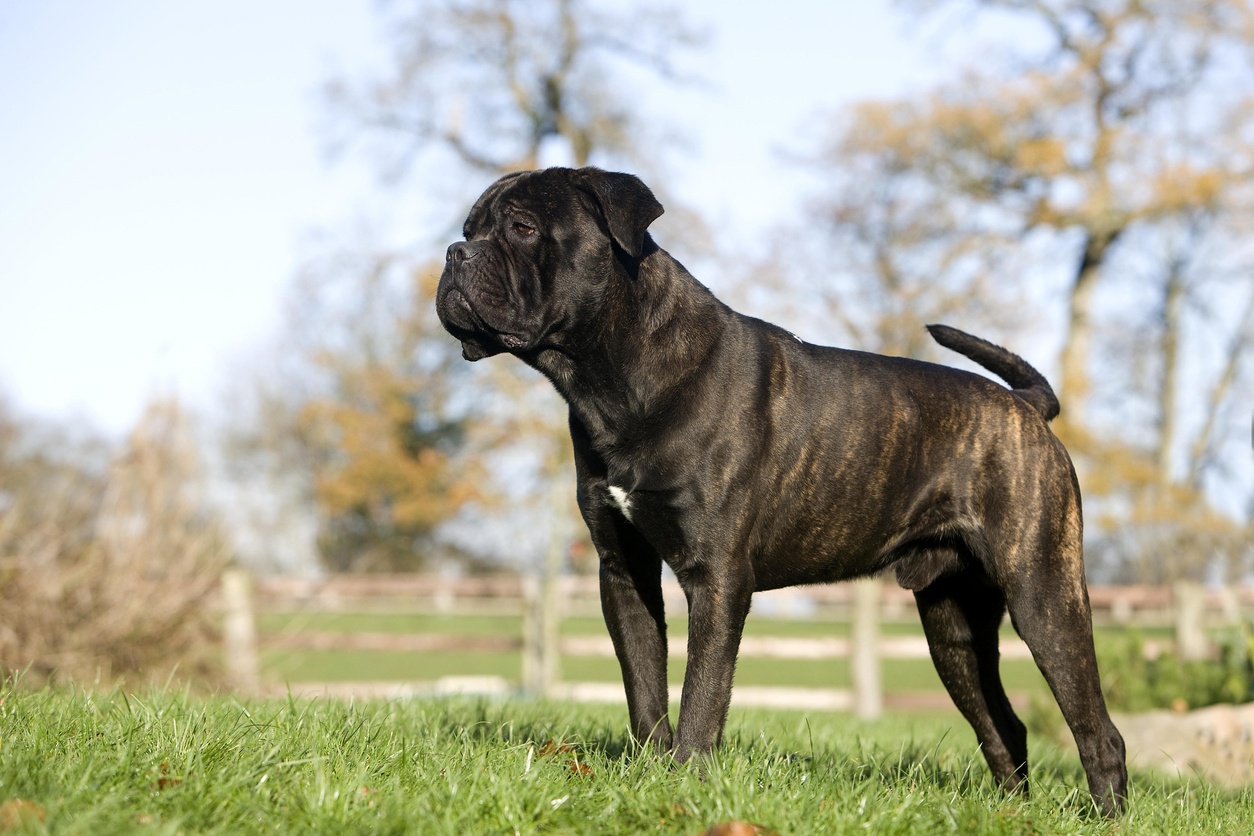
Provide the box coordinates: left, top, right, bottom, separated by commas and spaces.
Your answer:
0, 398, 229, 687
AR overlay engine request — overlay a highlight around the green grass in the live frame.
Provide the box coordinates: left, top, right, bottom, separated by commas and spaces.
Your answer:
1, 683, 1248, 834
258, 612, 524, 637
263, 648, 1037, 695
263, 648, 523, 683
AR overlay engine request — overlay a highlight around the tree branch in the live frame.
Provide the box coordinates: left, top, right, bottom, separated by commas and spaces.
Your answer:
1188, 286, 1254, 490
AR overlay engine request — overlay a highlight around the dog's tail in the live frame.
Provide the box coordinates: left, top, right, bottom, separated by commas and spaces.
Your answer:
926, 324, 1060, 421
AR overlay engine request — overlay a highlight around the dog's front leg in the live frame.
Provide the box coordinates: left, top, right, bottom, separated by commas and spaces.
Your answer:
600, 545, 672, 749
571, 416, 671, 749
673, 566, 753, 762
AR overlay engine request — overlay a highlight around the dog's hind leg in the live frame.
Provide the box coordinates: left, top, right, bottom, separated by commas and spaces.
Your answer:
1004, 546, 1127, 818
913, 569, 1029, 795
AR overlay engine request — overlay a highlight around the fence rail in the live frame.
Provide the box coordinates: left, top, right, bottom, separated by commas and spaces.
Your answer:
224, 571, 1252, 715
251, 574, 1254, 619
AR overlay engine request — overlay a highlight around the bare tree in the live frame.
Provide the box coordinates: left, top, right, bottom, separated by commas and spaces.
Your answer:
227, 0, 705, 574
0, 398, 229, 685
778, 97, 1033, 360
895, 0, 1254, 416
325, 0, 704, 178
792, 0, 1254, 580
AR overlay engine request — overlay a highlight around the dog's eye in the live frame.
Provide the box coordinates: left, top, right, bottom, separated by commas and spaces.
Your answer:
512, 222, 537, 238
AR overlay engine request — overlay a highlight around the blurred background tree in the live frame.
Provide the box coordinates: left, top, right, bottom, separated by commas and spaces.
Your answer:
323, 0, 703, 176
763, 0, 1254, 583
6, 0, 1252, 691
227, 0, 706, 574
0, 395, 228, 686
222, 0, 1250, 584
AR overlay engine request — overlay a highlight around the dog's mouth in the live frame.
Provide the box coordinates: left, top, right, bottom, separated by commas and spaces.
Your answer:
438, 287, 530, 360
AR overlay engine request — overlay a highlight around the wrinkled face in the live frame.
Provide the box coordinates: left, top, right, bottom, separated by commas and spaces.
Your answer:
435, 167, 663, 361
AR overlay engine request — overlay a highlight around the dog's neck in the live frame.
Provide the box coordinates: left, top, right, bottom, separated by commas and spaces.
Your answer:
530, 241, 729, 448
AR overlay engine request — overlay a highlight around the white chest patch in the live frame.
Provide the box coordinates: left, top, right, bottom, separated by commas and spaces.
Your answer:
606, 485, 634, 522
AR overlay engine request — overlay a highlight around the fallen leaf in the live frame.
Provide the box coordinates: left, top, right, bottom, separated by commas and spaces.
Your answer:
658, 802, 690, 826
699, 822, 778, 836
538, 741, 574, 758
0, 799, 46, 830
150, 761, 183, 791
566, 760, 593, 776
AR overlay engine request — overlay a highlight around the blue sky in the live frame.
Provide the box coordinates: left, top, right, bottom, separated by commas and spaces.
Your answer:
0, 1, 942, 435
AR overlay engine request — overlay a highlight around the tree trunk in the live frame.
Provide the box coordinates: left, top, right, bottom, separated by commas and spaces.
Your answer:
1058, 230, 1117, 421
1156, 264, 1185, 483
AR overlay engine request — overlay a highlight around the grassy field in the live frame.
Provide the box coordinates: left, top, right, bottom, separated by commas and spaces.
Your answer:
258, 610, 1171, 698
1, 683, 1248, 834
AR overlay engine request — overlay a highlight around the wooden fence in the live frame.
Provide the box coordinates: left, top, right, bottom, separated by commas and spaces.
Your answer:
222, 571, 1254, 716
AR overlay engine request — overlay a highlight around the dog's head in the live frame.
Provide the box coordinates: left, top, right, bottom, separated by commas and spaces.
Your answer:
435, 167, 664, 361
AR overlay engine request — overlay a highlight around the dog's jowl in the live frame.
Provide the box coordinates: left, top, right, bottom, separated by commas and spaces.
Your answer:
436, 167, 1128, 817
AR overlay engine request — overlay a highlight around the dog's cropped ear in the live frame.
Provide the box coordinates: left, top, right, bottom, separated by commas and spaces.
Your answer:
573, 168, 664, 258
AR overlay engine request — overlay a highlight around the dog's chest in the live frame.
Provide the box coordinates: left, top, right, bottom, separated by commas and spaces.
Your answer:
600, 482, 691, 555
605, 483, 664, 529
606, 485, 635, 522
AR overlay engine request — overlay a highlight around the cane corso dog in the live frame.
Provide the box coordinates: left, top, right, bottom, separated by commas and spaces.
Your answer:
435, 167, 1127, 816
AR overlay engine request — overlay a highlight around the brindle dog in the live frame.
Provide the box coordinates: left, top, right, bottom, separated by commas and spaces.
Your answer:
436, 167, 1128, 817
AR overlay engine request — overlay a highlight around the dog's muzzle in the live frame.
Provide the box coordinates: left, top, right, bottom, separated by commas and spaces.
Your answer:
436, 243, 529, 359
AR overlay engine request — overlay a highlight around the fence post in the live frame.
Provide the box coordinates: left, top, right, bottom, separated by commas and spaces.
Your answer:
852, 576, 883, 719
522, 575, 540, 695
222, 568, 260, 695
1217, 584, 1240, 626
522, 571, 559, 698
1110, 592, 1133, 625
1173, 580, 1208, 661
523, 471, 569, 698
540, 562, 559, 693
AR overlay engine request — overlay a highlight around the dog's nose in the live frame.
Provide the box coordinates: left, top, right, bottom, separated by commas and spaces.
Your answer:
446, 242, 475, 265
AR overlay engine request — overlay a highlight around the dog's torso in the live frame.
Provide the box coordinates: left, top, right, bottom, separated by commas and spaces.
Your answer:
554, 242, 1069, 595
